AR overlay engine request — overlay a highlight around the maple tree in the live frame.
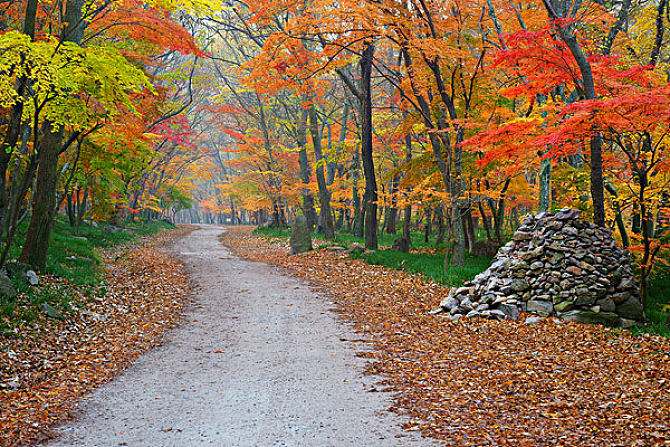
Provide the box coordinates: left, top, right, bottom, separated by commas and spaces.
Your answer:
185, 0, 669, 305
1, 0, 670, 444
0, 0, 212, 270
0, 0, 668, 300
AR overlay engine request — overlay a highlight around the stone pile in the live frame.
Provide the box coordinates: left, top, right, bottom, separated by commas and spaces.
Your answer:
434, 208, 643, 327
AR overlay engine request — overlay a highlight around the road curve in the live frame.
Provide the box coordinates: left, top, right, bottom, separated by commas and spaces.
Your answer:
45, 226, 435, 447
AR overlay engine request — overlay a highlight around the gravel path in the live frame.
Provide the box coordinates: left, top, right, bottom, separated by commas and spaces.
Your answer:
45, 226, 434, 447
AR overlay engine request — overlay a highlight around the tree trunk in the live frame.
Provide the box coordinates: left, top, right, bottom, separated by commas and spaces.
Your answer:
20, 0, 86, 269
539, 157, 551, 212
423, 207, 432, 243
0, 0, 39, 242
649, 0, 667, 66
386, 174, 399, 234
436, 205, 446, 245
397, 134, 413, 253
479, 201, 493, 241
542, 5, 606, 226
352, 147, 363, 237
360, 43, 378, 249
20, 126, 63, 270
400, 47, 463, 266
464, 207, 476, 252
605, 183, 629, 247
309, 106, 334, 239
67, 194, 76, 226
297, 108, 318, 229
77, 189, 88, 226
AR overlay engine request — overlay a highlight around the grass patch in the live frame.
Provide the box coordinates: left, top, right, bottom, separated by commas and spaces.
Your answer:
332, 230, 446, 250
253, 226, 291, 240
354, 249, 491, 287
254, 225, 489, 287
254, 225, 445, 249
7, 218, 174, 286
1, 218, 174, 334
634, 270, 670, 337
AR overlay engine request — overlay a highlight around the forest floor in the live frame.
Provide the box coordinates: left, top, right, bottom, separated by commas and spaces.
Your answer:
0, 225, 193, 447
222, 227, 670, 446
3, 226, 669, 446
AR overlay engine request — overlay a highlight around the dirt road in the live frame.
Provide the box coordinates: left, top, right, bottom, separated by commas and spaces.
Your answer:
46, 226, 433, 447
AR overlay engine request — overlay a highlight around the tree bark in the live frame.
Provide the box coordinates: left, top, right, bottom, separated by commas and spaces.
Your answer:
0, 0, 39, 241
385, 174, 399, 234
649, 0, 667, 66
542, 0, 606, 226
297, 108, 318, 229
20, 126, 64, 270
351, 144, 363, 237
309, 106, 334, 239
360, 43, 378, 250
423, 207, 432, 243
436, 205, 446, 245
20, 0, 85, 270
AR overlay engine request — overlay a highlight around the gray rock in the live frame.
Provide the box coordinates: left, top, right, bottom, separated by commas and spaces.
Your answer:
488, 310, 507, 320
427, 307, 444, 316
509, 279, 530, 293
554, 301, 574, 313
566, 266, 582, 276
493, 295, 508, 305
26, 270, 39, 286
497, 303, 520, 320
618, 277, 635, 290
611, 292, 633, 304
490, 259, 509, 271
473, 270, 492, 283
563, 226, 579, 236
289, 217, 313, 255
440, 296, 460, 311
325, 246, 347, 252
524, 316, 543, 325
428, 209, 643, 325
460, 297, 474, 310
526, 300, 554, 316
616, 297, 644, 320
513, 231, 532, 242
595, 297, 616, 313
40, 302, 63, 320
572, 287, 597, 306
454, 286, 473, 296
560, 310, 621, 327
0, 273, 17, 301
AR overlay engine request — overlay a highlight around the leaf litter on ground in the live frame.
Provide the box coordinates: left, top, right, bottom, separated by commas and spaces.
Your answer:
0, 227, 194, 447
222, 227, 670, 447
